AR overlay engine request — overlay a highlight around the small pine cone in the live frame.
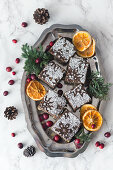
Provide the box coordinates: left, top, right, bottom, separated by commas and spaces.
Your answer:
4, 106, 18, 120
23, 145, 36, 157
33, 8, 50, 25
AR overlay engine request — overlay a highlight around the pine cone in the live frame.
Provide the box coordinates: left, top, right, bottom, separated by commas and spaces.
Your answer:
33, 8, 50, 25
23, 146, 36, 157
4, 106, 18, 120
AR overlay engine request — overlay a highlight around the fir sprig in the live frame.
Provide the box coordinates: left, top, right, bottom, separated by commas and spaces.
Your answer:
21, 43, 53, 76
88, 71, 112, 100
75, 127, 91, 142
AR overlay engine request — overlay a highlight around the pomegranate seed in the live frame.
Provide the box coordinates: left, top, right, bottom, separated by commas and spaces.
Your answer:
46, 121, 53, 127
46, 45, 51, 51
35, 58, 40, 64
54, 135, 60, 142
21, 22, 28, 27
92, 124, 96, 129
26, 78, 31, 83
99, 143, 104, 149
8, 80, 15, 85
57, 83, 63, 88
58, 90, 63, 96
49, 41, 54, 47
6, 67, 12, 72
104, 132, 111, 138
3, 91, 8, 96
31, 74, 36, 80
39, 115, 44, 122
43, 113, 49, 120
95, 141, 100, 147
42, 123, 47, 130
75, 138, 80, 144
11, 133, 15, 137
12, 39, 17, 43
15, 58, 20, 63
18, 143, 23, 149
12, 71, 16, 75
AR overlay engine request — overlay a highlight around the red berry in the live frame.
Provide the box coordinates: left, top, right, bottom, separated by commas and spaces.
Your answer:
8, 80, 15, 85
46, 45, 51, 51
26, 78, 31, 83
104, 132, 111, 138
39, 115, 44, 122
11, 133, 15, 137
46, 121, 53, 127
31, 74, 36, 80
18, 143, 23, 149
95, 141, 100, 147
49, 41, 54, 47
3, 91, 8, 96
12, 71, 16, 75
75, 138, 80, 144
57, 83, 63, 88
75, 143, 83, 149
99, 143, 104, 149
42, 123, 48, 130
12, 39, 17, 43
54, 135, 60, 142
43, 113, 49, 120
58, 90, 63, 96
35, 58, 40, 64
92, 124, 96, 129
21, 22, 28, 27
6, 67, 12, 72
15, 58, 20, 64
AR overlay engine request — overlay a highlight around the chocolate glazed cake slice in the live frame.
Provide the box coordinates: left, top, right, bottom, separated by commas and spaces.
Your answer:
64, 84, 91, 111
51, 109, 80, 142
49, 37, 75, 64
38, 90, 66, 119
65, 56, 89, 84
38, 61, 65, 89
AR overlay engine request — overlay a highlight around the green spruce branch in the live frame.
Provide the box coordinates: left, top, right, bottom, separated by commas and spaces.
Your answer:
21, 43, 53, 76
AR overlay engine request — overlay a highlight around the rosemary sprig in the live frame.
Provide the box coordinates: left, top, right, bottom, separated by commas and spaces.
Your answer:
88, 71, 112, 100
21, 43, 53, 76
75, 127, 91, 142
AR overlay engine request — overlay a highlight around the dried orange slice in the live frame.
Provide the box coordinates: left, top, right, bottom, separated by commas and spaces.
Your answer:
82, 110, 103, 131
26, 80, 46, 101
80, 104, 97, 119
77, 38, 95, 58
72, 31, 92, 51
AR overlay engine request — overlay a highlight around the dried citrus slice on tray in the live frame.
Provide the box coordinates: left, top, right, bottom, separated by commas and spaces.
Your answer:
26, 80, 46, 101
82, 110, 103, 131
80, 104, 97, 119
72, 31, 92, 51
77, 38, 95, 58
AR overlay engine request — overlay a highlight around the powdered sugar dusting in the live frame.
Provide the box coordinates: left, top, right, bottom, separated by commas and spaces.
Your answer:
51, 109, 80, 142
64, 84, 91, 110
38, 61, 65, 88
50, 37, 75, 63
39, 90, 66, 118
65, 57, 89, 84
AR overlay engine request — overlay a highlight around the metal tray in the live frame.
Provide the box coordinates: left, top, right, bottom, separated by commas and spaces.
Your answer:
21, 24, 103, 158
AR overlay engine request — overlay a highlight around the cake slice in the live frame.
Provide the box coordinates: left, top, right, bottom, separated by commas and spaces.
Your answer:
65, 56, 89, 84
51, 109, 80, 142
38, 90, 66, 119
49, 37, 75, 64
64, 84, 91, 111
38, 61, 65, 89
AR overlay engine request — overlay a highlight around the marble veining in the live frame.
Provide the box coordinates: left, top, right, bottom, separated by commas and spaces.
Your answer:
0, 0, 113, 170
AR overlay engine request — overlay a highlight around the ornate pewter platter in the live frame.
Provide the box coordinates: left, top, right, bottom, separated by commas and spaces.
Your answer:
21, 24, 103, 158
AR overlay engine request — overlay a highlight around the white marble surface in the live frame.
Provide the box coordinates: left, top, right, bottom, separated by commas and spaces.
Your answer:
0, 0, 113, 170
